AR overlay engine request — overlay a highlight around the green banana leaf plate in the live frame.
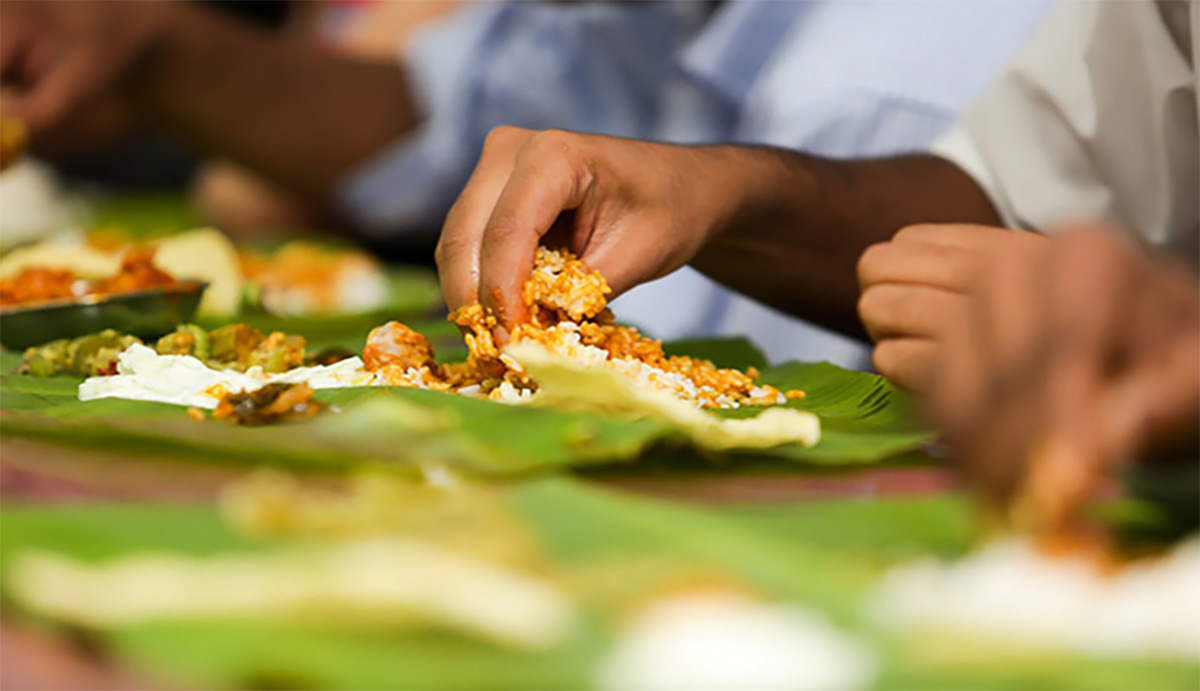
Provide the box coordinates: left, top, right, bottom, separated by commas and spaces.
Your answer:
1, 478, 1194, 690
0, 334, 934, 476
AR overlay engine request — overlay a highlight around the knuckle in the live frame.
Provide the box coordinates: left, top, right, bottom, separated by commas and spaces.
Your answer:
482, 125, 529, 154
872, 340, 901, 376
434, 232, 468, 268
892, 224, 938, 243
857, 285, 892, 323
528, 129, 578, 158
442, 193, 468, 228
857, 242, 893, 286
484, 216, 529, 244
857, 287, 893, 342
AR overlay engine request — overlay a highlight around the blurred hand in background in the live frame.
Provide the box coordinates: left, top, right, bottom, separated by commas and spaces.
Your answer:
925, 225, 1199, 534
0, 0, 168, 133
193, 0, 464, 239
1, 0, 415, 207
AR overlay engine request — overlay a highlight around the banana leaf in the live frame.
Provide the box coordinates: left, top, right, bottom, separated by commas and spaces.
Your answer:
85, 193, 200, 237
6, 193, 930, 469
0, 336, 932, 474
1, 478, 1194, 690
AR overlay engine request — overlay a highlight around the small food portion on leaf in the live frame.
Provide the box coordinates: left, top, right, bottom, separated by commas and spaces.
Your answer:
21, 322, 352, 379
213, 382, 326, 426
0, 230, 241, 317
0, 238, 120, 280
0, 246, 182, 310
78, 341, 372, 409
239, 240, 390, 316
18, 330, 143, 377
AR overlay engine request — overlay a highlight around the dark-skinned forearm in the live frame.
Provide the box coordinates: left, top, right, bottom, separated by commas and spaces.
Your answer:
692, 149, 1002, 339
130, 3, 416, 203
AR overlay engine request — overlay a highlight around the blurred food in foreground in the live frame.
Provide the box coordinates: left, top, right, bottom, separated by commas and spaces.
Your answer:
12, 471, 573, 650
5, 471, 1193, 690
220, 470, 542, 565
12, 537, 574, 649
872, 538, 1200, 661
599, 590, 876, 691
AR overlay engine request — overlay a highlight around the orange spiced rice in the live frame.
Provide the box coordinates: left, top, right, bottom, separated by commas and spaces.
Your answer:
361, 247, 804, 409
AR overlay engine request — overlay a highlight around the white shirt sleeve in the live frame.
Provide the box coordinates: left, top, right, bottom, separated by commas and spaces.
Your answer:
930, 0, 1199, 262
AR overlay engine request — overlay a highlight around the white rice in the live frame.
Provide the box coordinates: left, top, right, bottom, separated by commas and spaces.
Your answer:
870, 538, 1200, 661
597, 592, 876, 691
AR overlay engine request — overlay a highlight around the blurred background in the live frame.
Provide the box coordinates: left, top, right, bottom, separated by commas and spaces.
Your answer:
2, 0, 1052, 368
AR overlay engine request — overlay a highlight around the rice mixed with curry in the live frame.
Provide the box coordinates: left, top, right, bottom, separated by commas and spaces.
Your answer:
364, 247, 804, 409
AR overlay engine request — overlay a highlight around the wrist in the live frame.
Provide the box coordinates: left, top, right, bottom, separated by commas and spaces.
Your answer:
694, 144, 816, 248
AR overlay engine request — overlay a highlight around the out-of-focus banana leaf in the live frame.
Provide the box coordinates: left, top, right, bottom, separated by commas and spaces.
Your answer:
86, 193, 200, 237
1, 478, 1194, 690
0, 335, 932, 472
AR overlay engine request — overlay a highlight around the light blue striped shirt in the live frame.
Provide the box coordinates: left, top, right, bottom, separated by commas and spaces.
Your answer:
338, 0, 1054, 366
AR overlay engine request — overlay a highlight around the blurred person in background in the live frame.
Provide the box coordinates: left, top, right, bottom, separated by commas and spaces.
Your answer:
433, 0, 1199, 525
191, 0, 467, 236
0, 0, 1049, 368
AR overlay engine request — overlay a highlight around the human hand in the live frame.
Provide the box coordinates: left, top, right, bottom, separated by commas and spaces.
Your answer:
930, 225, 1199, 533
857, 223, 1048, 391
436, 126, 751, 336
0, 0, 170, 132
